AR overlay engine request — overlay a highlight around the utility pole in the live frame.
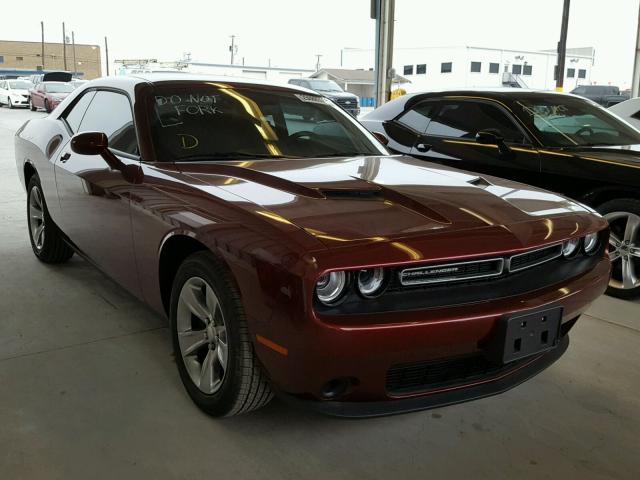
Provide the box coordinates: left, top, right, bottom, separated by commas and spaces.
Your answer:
555, 0, 570, 91
71, 31, 77, 76
315, 54, 322, 71
62, 22, 68, 70
229, 35, 238, 65
632, 4, 640, 97
372, 0, 395, 106
41, 21, 45, 69
104, 36, 110, 76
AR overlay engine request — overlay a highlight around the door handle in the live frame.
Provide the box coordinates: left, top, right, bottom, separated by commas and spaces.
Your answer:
60, 152, 71, 163
415, 143, 432, 153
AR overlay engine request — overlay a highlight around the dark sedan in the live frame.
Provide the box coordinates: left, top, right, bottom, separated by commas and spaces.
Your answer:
361, 90, 640, 298
15, 76, 609, 417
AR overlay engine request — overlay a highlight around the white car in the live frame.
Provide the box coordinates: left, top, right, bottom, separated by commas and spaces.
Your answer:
608, 97, 640, 130
0, 79, 34, 108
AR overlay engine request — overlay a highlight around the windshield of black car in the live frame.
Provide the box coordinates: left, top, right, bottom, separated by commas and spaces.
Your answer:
9, 81, 33, 90
150, 84, 385, 161
44, 82, 74, 93
517, 96, 640, 147
306, 80, 343, 93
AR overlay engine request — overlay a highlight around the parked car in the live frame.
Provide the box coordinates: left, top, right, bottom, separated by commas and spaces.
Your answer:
29, 71, 74, 86
570, 85, 629, 107
70, 79, 88, 89
361, 89, 640, 299
29, 81, 75, 112
288, 78, 360, 116
0, 79, 33, 108
15, 75, 610, 417
608, 97, 640, 130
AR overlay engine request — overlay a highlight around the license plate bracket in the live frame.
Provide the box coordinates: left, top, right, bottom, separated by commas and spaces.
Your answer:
484, 307, 563, 364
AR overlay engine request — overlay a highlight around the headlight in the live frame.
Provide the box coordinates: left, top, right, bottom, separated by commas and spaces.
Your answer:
562, 238, 580, 257
316, 271, 347, 305
583, 233, 599, 254
357, 268, 386, 298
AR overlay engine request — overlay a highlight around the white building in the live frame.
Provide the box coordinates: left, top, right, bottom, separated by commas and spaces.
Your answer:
341, 45, 595, 92
116, 60, 314, 85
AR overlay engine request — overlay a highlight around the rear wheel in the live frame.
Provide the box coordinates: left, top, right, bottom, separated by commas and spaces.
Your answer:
27, 175, 74, 263
170, 251, 273, 417
597, 198, 640, 299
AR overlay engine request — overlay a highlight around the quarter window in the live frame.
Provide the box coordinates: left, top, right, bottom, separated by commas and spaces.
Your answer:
78, 91, 139, 155
396, 102, 436, 133
425, 101, 526, 144
441, 62, 452, 73
403, 65, 414, 75
470, 62, 481, 73
63, 91, 96, 133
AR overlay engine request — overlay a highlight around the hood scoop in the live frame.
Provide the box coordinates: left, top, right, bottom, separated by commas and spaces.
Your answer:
467, 176, 492, 189
319, 188, 384, 200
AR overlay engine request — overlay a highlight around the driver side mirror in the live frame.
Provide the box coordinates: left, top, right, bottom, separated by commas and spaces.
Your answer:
371, 131, 389, 145
475, 130, 504, 145
70, 131, 108, 156
70, 131, 142, 184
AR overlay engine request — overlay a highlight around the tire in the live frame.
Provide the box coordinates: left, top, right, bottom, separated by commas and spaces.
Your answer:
27, 175, 74, 263
8, 98, 14, 109
597, 198, 640, 299
170, 251, 273, 417
29, 98, 37, 111
44, 99, 51, 113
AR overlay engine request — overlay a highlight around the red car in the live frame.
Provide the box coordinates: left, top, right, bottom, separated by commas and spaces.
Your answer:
29, 81, 75, 112
15, 75, 610, 417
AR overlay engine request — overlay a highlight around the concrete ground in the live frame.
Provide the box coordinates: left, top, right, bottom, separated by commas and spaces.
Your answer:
0, 107, 639, 480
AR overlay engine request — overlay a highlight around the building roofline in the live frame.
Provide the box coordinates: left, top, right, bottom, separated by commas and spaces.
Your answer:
0, 39, 100, 48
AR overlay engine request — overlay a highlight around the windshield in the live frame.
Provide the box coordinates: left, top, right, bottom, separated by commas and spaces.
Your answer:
516, 96, 640, 147
306, 80, 343, 93
8, 80, 33, 90
44, 82, 74, 93
150, 84, 386, 161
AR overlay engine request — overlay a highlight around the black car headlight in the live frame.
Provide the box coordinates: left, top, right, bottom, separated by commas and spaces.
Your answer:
356, 268, 387, 298
583, 232, 600, 255
316, 271, 348, 305
562, 238, 580, 257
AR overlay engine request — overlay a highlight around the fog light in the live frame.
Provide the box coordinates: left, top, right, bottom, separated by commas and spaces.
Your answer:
316, 271, 347, 305
584, 233, 599, 255
357, 268, 386, 298
562, 238, 580, 257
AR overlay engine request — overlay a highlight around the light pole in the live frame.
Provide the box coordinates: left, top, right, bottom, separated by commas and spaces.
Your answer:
229, 35, 238, 65
555, 0, 570, 92
372, 0, 395, 107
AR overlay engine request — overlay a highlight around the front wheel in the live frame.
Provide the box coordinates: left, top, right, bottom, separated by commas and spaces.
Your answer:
27, 175, 74, 263
597, 198, 640, 299
29, 98, 37, 111
170, 251, 273, 417
44, 99, 52, 113
8, 98, 14, 109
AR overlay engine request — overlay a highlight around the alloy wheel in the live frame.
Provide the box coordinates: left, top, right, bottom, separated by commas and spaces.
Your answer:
605, 211, 640, 290
28, 185, 46, 251
176, 277, 229, 394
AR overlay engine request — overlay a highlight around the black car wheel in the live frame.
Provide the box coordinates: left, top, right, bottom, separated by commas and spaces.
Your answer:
8, 98, 14, 109
27, 175, 74, 263
597, 198, 640, 299
170, 251, 273, 417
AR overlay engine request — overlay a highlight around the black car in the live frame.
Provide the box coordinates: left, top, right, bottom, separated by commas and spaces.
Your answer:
570, 85, 629, 108
361, 89, 640, 298
288, 78, 360, 116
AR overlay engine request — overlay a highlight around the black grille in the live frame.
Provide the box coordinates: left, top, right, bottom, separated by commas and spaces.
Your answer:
386, 355, 512, 395
334, 97, 358, 109
399, 258, 503, 285
509, 244, 563, 272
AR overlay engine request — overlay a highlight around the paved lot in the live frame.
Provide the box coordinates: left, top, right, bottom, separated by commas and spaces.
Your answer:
1, 107, 639, 479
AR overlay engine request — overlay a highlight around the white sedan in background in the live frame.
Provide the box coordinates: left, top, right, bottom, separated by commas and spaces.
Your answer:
609, 97, 640, 130
0, 79, 34, 108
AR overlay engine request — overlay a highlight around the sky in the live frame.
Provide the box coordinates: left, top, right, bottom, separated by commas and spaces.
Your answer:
3, 0, 639, 87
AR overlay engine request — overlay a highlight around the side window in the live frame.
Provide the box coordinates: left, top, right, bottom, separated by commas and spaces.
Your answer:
0, 81, 5, 89
79, 91, 139, 155
63, 91, 96, 133
396, 101, 436, 133
425, 101, 526, 144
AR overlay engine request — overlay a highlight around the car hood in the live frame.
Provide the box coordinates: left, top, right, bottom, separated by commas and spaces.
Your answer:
559, 144, 640, 166
10, 89, 29, 96
177, 155, 591, 248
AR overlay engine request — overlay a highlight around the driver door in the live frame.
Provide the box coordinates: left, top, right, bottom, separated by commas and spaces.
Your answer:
54, 89, 142, 297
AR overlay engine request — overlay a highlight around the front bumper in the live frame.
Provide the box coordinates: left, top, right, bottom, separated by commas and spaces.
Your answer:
255, 256, 610, 415
278, 335, 569, 418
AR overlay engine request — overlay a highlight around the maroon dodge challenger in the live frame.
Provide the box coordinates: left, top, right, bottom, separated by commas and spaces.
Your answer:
15, 74, 611, 417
